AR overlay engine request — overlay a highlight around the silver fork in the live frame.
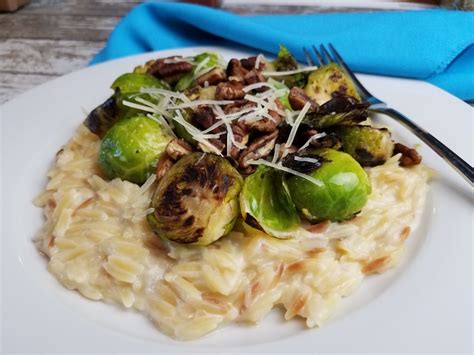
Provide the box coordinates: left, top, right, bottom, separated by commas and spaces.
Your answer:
303, 44, 473, 185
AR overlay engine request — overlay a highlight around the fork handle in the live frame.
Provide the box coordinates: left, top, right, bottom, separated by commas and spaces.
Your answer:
373, 107, 474, 185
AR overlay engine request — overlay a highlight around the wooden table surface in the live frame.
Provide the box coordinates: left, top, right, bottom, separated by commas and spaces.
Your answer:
0, 0, 428, 104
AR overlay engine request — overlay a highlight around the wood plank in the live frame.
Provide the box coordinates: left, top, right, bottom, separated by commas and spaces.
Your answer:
0, 14, 120, 41
0, 72, 55, 103
223, 5, 372, 14
0, 39, 103, 76
19, 0, 142, 17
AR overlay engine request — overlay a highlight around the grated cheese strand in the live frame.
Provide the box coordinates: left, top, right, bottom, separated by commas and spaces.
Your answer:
271, 143, 281, 164
255, 54, 265, 69
170, 99, 235, 109
262, 65, 319, 76
285, 102, 312, 149
247, 159, 323, 187
122, 100, 156, 113
298, 132, 327, 151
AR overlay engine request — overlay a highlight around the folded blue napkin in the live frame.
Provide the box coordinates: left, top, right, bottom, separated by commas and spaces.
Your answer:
91, 2, 474, 100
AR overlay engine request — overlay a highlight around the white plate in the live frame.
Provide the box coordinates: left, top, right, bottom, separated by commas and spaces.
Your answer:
1, 46, 472, 353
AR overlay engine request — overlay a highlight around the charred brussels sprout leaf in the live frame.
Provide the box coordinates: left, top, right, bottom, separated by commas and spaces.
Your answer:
175, 52, 222, 92
84, 95, 118, 138
336, 125, 394, 166
99, 116, 173, 184
148, 153, 243, 245
302, 95, 369, 129
268, 45, 308, 88
304, 63, 360, 105
240, 165, 300, 237
286, 148, 371, 222
84, 73, 170, 137
273, 45, 298, 71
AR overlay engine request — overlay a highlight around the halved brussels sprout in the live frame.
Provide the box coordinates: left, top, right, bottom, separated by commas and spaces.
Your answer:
286, 148, 371, 222
302, 95, 369, 129
84, 95, 118, 138
99, 115, 173, 184
268, 45, 308, 88
304, 63, 360, 105
240, 165, 300, 238
84, 73, 170, 137
111, 72, 171, 93
175, 52, 222, 92
273, 45, 298, 71
336, 125, 394, 166
148, 152, 243, 245
112, 72, 170, 113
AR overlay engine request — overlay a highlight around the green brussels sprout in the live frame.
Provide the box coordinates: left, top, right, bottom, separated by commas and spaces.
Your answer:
99, 116, 173, 184
336, 125, 394, 167
304, 63, 360, 105
84, 73, 170, 137
240, 165, 300, 238
175, 52, 222, 92
148, 153, 243, 245
268, 45, 308, 88
303, 95, 369, 129
111, 72, 171, 93
286, 148, 371, 222
112, 72, 170, 112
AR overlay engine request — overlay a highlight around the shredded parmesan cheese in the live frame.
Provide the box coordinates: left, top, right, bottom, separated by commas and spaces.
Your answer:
262, 65, 319, 76
285, 102, 311, 149
247, 159, 323, 187
298, 132, 327, 151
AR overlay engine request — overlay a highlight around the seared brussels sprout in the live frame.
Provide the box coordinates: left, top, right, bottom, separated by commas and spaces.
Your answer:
304, 63, 360, 105
286, 148, 371, 222
99, 116, 173, 184
268, 45, 308, 88
303, 95, 369, 129
148, 153, 243, 245
175, 52, 222, 92
273, 45, 298, 71
336, 125, 394, 167
84, 95, 118, 138
111, 72, 171, 93
240, 165, 300, 238
112, 72, 170, 112
84, 73, 170, 137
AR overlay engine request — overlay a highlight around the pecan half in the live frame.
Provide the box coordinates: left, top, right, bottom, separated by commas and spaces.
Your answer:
226, 59, 249, 81
288, 87, 318, 111
240, 56, 265, 71
147, 57, 193, 78
238, 130, 279, 168
196, 68, 227, 87
244, 69, 265, 86
191, 106, 223, 133
215, 81, 245, 100
166, 139, 193, 161
230, 122, 249, 160
394, 143, 422, 167
243, 109, 282, 133
224, 100, 256, 114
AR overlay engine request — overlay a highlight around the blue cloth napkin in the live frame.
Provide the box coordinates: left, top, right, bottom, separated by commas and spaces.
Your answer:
91, 2, 474, 100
